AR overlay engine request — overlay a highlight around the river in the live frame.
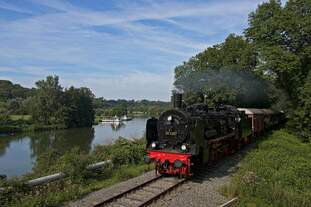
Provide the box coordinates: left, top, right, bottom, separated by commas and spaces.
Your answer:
0, 117, 148, 177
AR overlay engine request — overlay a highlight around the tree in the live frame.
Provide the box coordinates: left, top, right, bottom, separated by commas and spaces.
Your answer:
0, 80, 35, 101
174, 34, 270, 107
175, 68, 272, 107
175, 34, 257, 81
31, 76, 64, 125
64, 87, 95, 128
245, 0, 311, 101
245, 0, 311, 139
288, 71, 311, 141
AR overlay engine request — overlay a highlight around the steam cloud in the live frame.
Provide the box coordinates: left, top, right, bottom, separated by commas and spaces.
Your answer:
174, 68, 273, 107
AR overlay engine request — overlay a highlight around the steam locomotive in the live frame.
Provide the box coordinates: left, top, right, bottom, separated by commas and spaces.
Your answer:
144, 93, 283, 177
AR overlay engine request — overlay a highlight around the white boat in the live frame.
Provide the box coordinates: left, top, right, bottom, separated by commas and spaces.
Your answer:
121, 115, 133, 121
101, 115, 123, 123
113, 116, 122, 123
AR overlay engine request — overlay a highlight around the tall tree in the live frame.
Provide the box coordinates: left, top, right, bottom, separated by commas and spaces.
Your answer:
245, 0, 311, 101
174, 34, 270, 107
64, 87, 95, 128
31, 76, 64, 125
245, 0, 311, 139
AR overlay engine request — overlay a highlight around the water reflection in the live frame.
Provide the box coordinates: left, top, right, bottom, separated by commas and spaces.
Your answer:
29, 128, 95, 158
0, 118, 148, 176
110, 122, 126, 131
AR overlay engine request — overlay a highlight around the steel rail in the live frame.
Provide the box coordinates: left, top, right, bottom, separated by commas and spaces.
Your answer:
93, 175, 162, 207
137, 177, 186, 207
93, 175, 186, 207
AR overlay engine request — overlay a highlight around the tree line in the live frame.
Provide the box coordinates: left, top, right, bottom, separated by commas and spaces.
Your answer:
174, 0, 311, 141
0, 76, 95, 129
93, 98, 170, 117
0, 77, 170, 131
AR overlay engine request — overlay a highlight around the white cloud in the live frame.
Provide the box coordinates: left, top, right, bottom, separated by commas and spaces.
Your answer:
0, 0, 267, 100
67, 71, 174, 100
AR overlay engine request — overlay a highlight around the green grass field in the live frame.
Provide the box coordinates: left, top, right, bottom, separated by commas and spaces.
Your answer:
9, 115, 31, 121
222, 130, 311, 207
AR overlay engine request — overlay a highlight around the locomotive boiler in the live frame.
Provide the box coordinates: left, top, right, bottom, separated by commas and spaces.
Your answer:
144, 93, 250, 177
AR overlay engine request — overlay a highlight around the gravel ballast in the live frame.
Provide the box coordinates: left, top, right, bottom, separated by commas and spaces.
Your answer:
66, 145, 252, 207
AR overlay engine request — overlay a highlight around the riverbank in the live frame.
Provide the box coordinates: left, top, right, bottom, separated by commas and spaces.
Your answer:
0, 124, 66, 134
221, 130, 311, 206
0, 115, 67, 134
0, 137, 148, 207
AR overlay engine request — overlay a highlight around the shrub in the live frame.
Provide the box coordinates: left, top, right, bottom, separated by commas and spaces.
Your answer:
92, 137, 146, 167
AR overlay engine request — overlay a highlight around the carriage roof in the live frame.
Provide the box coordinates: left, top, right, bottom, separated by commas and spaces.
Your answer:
237, 108, 281, 115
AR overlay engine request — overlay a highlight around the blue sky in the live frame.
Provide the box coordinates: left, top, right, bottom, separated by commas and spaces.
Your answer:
0, 0, 273, 100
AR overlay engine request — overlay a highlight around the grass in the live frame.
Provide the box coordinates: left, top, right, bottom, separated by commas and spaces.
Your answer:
221, 129, 311, 207
9, 115, 31, 121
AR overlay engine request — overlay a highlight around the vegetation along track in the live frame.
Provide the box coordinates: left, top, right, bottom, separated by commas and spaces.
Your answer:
93, 175, 186, 207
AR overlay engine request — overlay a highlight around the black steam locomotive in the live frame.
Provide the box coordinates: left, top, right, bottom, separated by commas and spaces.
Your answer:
144, 93, 282, 177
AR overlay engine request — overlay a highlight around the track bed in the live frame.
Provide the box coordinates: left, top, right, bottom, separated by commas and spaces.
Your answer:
93, 176, 186, 207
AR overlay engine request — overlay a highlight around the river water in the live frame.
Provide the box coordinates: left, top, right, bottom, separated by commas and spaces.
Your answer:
0, 118, 148, 177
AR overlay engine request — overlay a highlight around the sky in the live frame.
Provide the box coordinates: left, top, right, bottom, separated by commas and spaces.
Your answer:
0, 0, 276, 101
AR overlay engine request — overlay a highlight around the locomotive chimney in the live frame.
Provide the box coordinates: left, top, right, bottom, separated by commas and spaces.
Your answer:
172, 93, 183, 109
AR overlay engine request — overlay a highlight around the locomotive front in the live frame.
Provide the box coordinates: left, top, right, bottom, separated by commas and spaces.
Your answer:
145, 93, 195, 176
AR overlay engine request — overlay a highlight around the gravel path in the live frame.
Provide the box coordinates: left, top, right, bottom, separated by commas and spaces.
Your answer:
66, 145, 252, 207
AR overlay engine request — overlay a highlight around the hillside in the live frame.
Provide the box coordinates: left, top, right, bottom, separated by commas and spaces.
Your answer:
0, 80, 35, 101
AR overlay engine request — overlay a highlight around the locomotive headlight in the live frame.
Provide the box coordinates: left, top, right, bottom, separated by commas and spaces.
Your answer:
151, 142, 157, 148
181, 144, 187, 151
167, 115, 172, 121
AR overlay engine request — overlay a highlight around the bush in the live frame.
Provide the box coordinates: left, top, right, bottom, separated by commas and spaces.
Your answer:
58, 147, 91, 183
92, 137, 146, 167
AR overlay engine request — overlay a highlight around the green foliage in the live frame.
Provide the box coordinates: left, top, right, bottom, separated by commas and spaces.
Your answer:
0, 138, 147, 207
175, 67, 272, 107
288, 71, 311, 141
63, 87, 95, 128
94, 98, 170, 117
175, 34, 257, 79
30, 76, 64, 125
245, 0, 309, 93
174, 0, 311, 139
0, 80, 35, 102
115, 165, 146, 181
58, 147, 91, 183
111, 138, 145, 166
174, 34, 272, 108
0, 77, 167, 133
245, 0, 311, 139
29, 76, 95, 128
0, 112, 10, 125
222, 130, 311, 207
92, 137, 146, 166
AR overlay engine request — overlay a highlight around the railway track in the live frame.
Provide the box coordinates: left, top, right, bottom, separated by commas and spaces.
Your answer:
93, 175, 186, 207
